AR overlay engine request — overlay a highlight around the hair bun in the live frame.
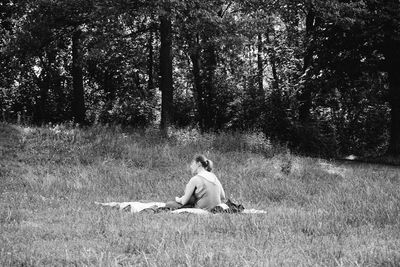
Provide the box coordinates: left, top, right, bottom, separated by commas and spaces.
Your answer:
205, 159, 213, 171
194, 155, 213, 171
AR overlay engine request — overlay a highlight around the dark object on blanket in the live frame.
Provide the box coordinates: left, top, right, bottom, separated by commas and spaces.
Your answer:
141, 199, 245, 214
154, 206, 172, 213
211, 199, 245, 214
122, 205, 131, 212
143, 204, 193, 213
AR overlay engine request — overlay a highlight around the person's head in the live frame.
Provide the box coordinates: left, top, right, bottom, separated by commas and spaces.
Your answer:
190, 155, 213, 174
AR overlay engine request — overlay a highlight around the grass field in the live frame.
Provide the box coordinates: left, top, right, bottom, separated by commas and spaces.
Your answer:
1, 123, 400, 266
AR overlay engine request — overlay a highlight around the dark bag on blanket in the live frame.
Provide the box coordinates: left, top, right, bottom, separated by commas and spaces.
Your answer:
211, 199, 244, 214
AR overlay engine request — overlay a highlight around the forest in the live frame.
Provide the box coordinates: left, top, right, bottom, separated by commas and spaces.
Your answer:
1, 0, 400, 157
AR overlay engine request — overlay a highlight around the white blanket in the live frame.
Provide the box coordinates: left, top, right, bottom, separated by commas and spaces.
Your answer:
94, 201, 267, 214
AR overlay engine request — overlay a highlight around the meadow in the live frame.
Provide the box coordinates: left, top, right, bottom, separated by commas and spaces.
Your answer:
1, 123, 400, 266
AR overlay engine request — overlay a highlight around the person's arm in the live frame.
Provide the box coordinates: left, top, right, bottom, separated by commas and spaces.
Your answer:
175, 176, 198, 205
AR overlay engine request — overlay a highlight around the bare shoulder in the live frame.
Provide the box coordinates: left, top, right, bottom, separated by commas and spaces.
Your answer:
189, 175, 202, 183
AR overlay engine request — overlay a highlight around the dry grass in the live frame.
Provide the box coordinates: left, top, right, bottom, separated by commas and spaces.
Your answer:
1, 123, 400, 266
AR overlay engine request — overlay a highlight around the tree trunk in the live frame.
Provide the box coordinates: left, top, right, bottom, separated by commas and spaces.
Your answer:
298, 9, 315, 123
265, 30, 279, 91
71, 28, 86, 124
33, 72, 49, 124
33, 50, 57, 124
203, 41, 217, 130
159, 8, 173, 135
103, 70, 114, 116
257, 33, 264, 96
147, 30, 154, 92
53, 74, 64, 121
47, 49, 64, 122
189, 34, 206, 131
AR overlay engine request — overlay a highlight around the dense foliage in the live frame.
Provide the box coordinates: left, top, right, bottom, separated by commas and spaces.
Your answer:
1, 0, 399, 157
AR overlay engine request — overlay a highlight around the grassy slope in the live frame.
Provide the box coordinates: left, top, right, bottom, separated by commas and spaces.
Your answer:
1, 123, 400, 266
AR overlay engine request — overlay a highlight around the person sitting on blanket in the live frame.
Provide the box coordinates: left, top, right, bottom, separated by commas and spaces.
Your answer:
166, 155, 226, 210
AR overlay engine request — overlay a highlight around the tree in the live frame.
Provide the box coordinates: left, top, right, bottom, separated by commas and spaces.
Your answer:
314, 0, 400, 155
71, 27, 86, 124
298, 4, 316, 123
159, 3, 174, 135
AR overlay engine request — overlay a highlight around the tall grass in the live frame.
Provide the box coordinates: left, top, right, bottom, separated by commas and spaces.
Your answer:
1, 123, 400, 266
